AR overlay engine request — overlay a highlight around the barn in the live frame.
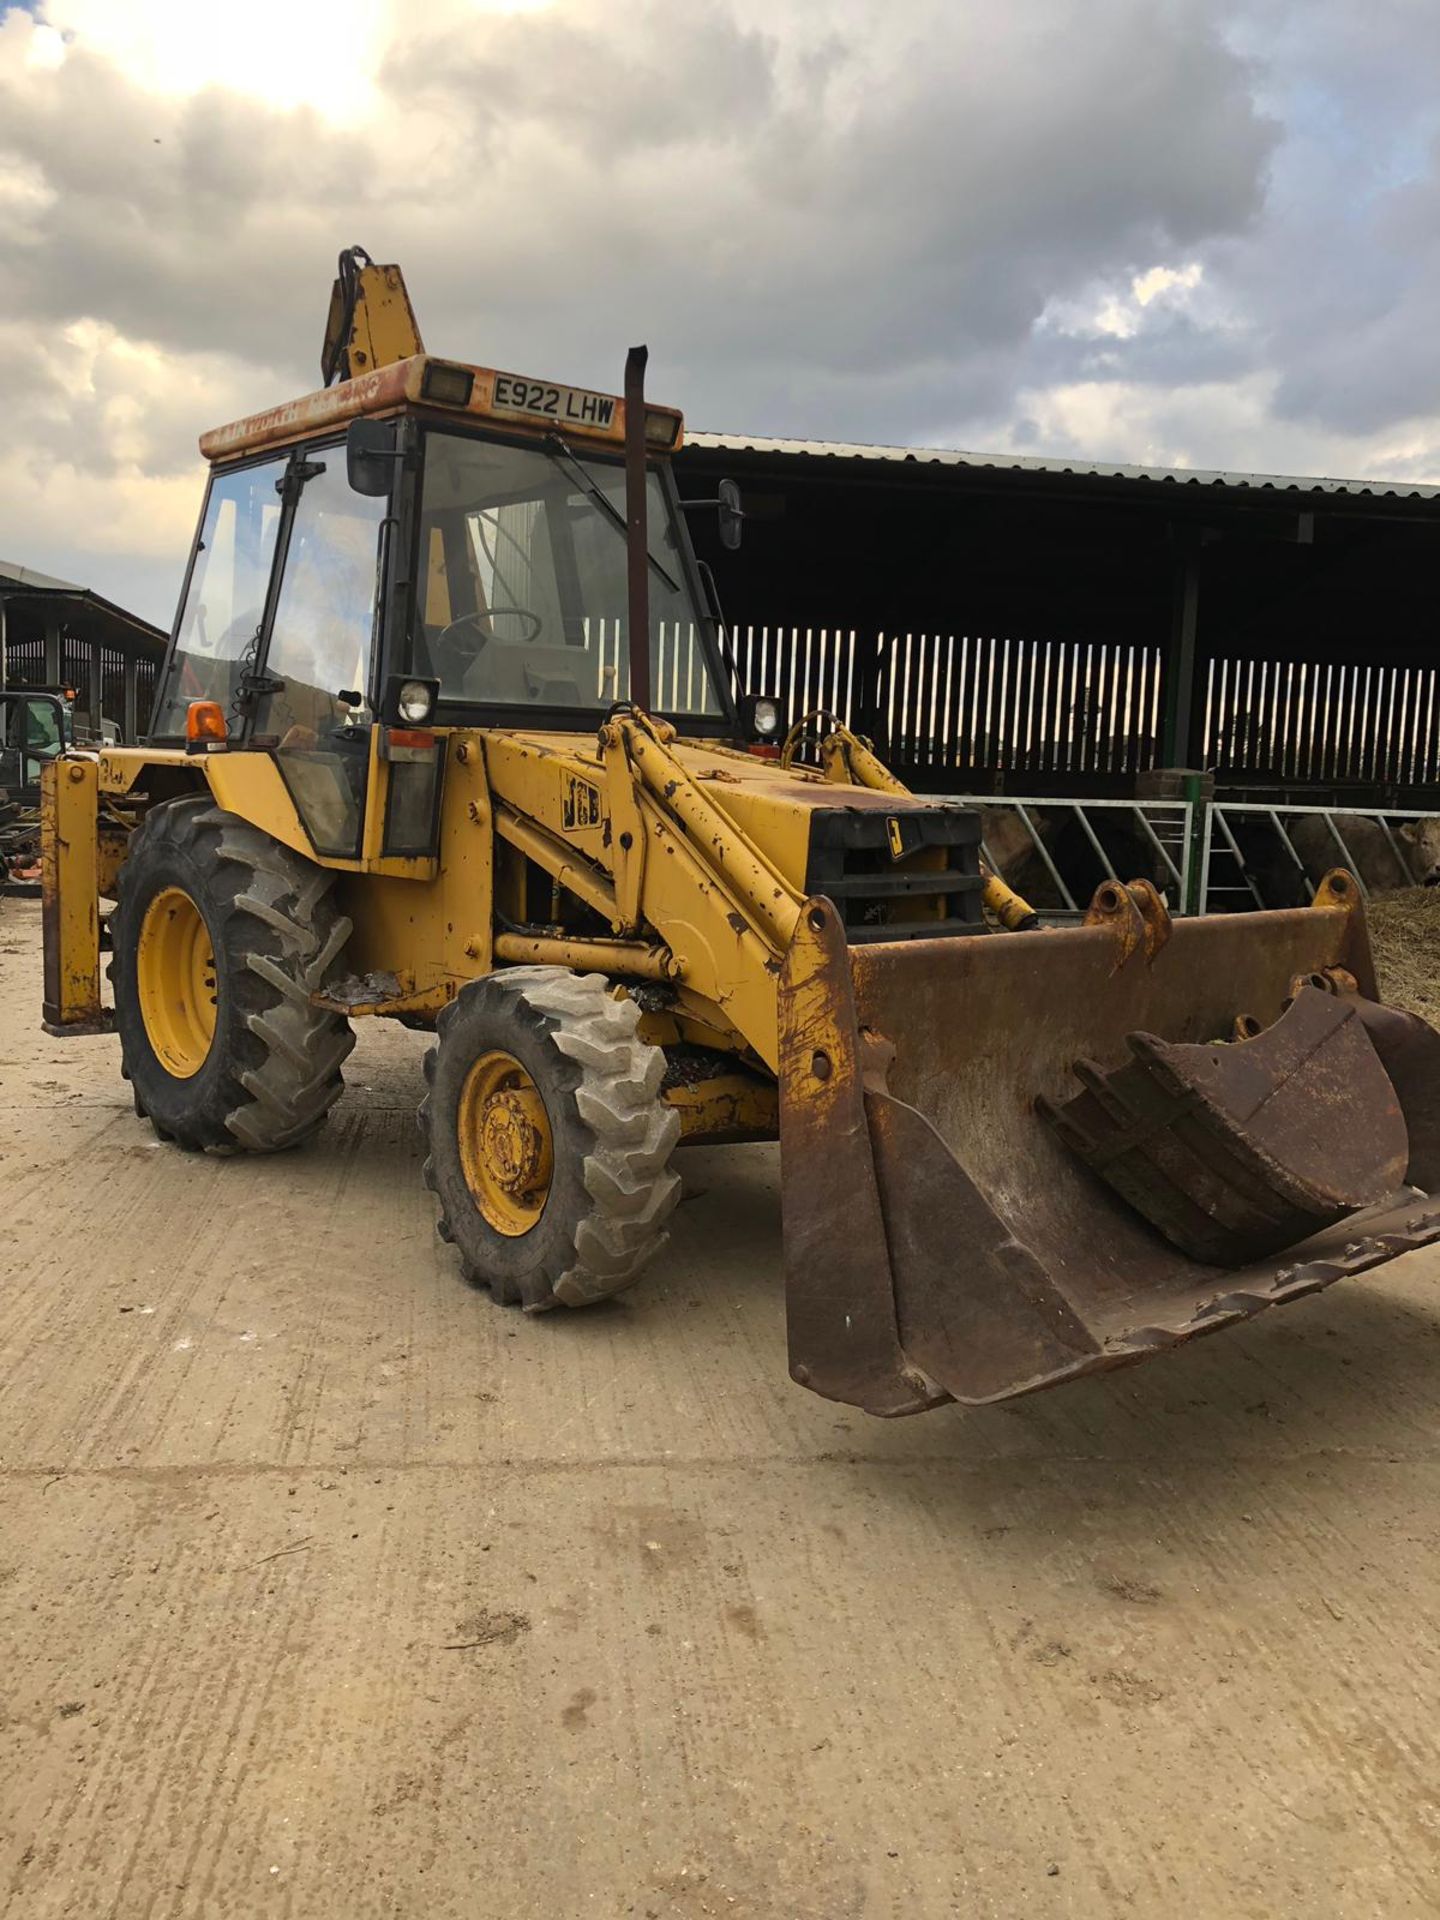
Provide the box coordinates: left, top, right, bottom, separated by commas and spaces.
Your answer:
0, 559, 166, 743
675, 434, 1440, 813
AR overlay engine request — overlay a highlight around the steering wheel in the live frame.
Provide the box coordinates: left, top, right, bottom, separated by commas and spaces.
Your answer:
438, 607, 543, 649
430, 607, 544, 687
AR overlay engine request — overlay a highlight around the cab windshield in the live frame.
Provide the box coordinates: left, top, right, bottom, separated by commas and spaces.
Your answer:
415, 430, 723, 717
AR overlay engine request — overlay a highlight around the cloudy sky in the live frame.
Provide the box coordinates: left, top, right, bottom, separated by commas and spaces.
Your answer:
2, 0, 1439, 628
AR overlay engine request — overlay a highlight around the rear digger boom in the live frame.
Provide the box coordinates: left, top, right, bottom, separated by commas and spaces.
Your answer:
37, 249, 1440, 1416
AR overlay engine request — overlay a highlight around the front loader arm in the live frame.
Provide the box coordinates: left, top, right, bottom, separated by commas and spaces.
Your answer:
483, 714, 801, 1068
607, 713, 801, 1069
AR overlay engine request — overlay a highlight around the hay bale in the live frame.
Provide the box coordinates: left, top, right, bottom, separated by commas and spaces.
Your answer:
1367, 886, 1440, 1023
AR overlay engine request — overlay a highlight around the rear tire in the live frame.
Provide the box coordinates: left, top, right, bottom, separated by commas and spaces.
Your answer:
420, 967, 681, 1310
110, 798, 355, 1152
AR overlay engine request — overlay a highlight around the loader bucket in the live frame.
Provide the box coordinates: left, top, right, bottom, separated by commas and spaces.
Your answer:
778, 873, 1440, 1415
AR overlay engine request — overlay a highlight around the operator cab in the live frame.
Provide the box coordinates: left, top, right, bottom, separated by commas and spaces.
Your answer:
411, 429, 724, 719
0, 689, 74, 797
148, 354, 739, 864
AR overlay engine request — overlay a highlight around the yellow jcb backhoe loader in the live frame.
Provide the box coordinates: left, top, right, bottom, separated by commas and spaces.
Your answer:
39, 248, 1440, 1414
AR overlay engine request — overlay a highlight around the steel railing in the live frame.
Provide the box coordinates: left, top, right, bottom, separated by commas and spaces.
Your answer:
932, 794, 1194, 917
1202, 801, 1427, 909
929, 793, 1433, 917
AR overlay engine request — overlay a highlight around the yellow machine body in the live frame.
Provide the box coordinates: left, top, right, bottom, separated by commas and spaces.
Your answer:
61, 713, 927, 1073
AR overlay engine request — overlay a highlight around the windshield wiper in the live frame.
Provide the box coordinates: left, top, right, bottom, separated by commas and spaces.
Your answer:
544, 432, 680, 592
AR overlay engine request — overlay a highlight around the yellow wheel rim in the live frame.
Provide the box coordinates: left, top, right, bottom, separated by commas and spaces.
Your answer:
136, 886, 218, 1078
458, 1049, 554, 1237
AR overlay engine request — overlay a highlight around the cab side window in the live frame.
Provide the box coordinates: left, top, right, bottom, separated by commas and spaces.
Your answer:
254, 456, 387, 856
152, 456, 286, 737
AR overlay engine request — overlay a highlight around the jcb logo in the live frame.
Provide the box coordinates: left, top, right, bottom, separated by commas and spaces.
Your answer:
563, 776, 603, 831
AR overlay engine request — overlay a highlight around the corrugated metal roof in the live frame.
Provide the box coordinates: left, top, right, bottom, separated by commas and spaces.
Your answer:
0, 562, 166, 653
682, 431, 1440, 504
0, 558, 83, 592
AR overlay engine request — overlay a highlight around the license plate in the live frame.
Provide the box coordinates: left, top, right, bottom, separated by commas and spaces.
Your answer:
491, 372, 618, 431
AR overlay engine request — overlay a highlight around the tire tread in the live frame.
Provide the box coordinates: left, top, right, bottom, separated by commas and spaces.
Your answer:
420, 967, 680, 1311
111, 798, 354, 1153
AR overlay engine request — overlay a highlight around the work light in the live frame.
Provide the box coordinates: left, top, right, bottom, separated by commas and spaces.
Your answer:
398, 680, 436, 724
420, 361, 476, 407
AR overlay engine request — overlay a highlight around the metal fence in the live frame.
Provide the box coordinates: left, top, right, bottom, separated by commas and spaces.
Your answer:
1202, 657, 1440, 786
727, 625, 1164, 778
726, 623, 1440, 792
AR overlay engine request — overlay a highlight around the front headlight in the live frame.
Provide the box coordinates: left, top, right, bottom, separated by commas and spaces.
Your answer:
751, 696, 781, 738
398, 679, 435, 725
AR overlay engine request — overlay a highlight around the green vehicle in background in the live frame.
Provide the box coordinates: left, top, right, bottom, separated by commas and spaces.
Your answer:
1, 687, 118, 889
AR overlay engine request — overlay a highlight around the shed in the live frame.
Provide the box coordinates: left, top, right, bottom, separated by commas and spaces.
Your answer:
675, 433, 1440, 804
0, 560, 167, 743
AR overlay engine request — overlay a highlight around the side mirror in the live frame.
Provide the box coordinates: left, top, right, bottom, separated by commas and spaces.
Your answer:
717, 478, 744, 551
680, 478, 745, 549
347, 417, 402, 497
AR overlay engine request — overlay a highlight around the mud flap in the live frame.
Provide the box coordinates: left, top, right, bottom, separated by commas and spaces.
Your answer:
778, 883, 1440, 1413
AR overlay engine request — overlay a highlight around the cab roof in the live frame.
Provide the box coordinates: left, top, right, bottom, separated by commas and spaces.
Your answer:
198, 354, 685, 466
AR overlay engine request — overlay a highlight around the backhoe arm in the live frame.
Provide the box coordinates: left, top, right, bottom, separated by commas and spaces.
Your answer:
321, 245, 425, 385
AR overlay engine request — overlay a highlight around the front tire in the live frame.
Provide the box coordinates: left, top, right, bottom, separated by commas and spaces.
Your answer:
421, 967, 681, 1310
111, 798, 355, 1151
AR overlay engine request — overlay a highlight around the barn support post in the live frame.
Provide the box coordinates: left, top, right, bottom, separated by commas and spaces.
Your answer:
123, 649, 139, 744
43, 610, 62, 686
1162, 539, 1201, 767
855, 627, 888, 754
87, 638, 103, 736
1182, 772, 1209, 914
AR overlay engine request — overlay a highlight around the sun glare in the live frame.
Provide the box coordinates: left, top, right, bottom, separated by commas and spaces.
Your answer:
34, 0, 391, 119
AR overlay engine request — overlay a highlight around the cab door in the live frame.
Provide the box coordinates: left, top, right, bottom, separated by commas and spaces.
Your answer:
250, 449, 389, 858
0, 692, 66, 798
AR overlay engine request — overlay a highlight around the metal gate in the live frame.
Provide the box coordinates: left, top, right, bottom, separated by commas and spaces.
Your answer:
1201, 802, 1430, 911
935, 794, 1197, 916
932, 793, 1434, 918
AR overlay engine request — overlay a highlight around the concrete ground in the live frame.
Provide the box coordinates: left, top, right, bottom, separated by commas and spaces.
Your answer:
2, 898, 1439, 1919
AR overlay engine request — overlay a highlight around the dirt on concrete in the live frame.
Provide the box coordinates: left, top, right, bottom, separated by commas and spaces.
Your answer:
2, 898, 1440, 1918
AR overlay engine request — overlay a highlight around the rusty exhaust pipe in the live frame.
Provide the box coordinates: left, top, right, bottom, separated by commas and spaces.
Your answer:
623, 344, 651, 711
